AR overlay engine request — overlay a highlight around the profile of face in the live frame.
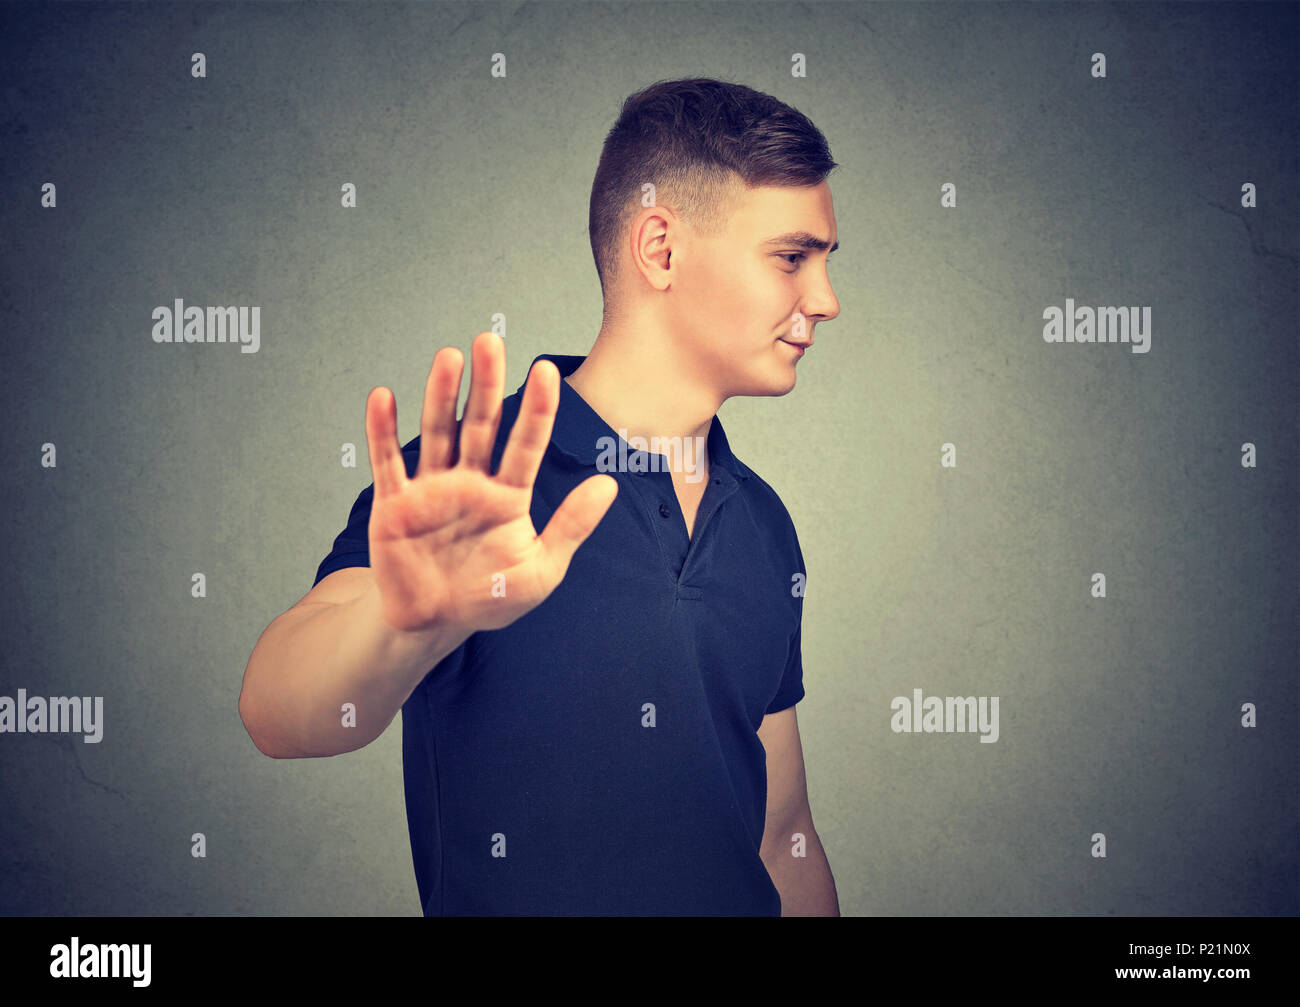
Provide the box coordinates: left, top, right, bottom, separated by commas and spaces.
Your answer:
661, 181, 840, 398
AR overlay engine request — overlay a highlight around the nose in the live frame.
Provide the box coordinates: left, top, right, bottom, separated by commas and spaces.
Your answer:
804, 286, 839, 324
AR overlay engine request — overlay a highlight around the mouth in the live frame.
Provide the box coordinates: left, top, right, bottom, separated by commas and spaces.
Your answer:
779, 338, 810, 355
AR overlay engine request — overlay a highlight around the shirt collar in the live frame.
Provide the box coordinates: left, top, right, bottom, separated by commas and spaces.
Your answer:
518, 353, 749, 481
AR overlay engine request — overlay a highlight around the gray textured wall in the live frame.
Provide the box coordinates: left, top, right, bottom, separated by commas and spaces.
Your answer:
0, 0, 1295, 916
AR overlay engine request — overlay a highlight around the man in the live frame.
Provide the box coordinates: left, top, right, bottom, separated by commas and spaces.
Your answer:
239, 77, 841, 916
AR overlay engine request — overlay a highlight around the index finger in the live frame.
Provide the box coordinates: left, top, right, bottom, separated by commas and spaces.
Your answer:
495, 359, 559, 489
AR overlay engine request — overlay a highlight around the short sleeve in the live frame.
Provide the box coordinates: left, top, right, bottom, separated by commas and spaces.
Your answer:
312, 437, 421, 587
764, 525, 806, 714
765, 619, 805, 714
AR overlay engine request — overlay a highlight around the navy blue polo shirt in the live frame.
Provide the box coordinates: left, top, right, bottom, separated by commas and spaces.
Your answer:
313, 352, 806, 915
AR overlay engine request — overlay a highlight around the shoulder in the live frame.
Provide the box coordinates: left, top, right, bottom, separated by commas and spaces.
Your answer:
731, 457, 804, 562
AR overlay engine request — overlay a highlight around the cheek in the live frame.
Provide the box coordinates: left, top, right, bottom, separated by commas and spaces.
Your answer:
690, 245, 747, 292
680, 260, 747, 333
678, 259, 781, 356
717, 265, 775, 325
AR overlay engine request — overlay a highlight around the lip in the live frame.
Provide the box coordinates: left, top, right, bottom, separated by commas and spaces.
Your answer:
779, 338, 810, 354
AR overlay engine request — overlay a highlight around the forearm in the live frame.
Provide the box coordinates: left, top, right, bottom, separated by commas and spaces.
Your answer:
239, 579, 468, 758
762, 823, 840, 916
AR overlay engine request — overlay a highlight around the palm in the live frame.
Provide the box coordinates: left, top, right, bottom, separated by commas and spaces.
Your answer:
364, 333, 617, 635
371, 468, 552, 632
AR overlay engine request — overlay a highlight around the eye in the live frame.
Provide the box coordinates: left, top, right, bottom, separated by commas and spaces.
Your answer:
778, 252, 805, 268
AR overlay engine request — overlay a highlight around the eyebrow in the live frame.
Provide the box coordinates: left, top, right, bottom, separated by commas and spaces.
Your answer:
761, 231, 838, 254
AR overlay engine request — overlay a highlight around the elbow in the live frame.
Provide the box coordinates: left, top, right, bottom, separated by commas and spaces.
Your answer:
238, 680, 292, 760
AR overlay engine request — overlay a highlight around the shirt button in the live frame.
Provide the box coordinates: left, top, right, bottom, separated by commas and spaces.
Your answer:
658, 502, 671, 518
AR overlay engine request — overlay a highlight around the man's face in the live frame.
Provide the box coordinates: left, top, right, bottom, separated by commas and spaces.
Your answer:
667, 180, 839, 397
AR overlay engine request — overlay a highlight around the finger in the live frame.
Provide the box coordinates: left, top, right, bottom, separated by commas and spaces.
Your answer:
537, 474, 619, 582
416, 346, 464, 477
456, 332, 505, 474
495, 359, 559, 489
364, 386, 407, 498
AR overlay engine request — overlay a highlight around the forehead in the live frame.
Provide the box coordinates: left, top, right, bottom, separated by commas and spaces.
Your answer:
727, 181, 837, 243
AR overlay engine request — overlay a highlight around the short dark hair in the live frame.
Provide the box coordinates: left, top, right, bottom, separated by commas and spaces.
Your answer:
588, 77, 838, 306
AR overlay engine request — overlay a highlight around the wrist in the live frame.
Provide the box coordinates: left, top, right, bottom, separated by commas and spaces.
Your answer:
358, 577, 472, 673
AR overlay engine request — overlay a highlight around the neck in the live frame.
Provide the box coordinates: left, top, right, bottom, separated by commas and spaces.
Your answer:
564, 325, 716, 482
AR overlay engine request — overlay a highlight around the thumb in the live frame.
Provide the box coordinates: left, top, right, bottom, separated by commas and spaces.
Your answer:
537, 474, 619, 583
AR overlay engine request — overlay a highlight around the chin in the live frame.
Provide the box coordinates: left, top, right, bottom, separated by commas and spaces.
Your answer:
734, 363, 799, 397
768, 346, 801, 394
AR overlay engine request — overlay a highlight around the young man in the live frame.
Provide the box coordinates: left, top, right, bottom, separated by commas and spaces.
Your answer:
239, 77, 841, 916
